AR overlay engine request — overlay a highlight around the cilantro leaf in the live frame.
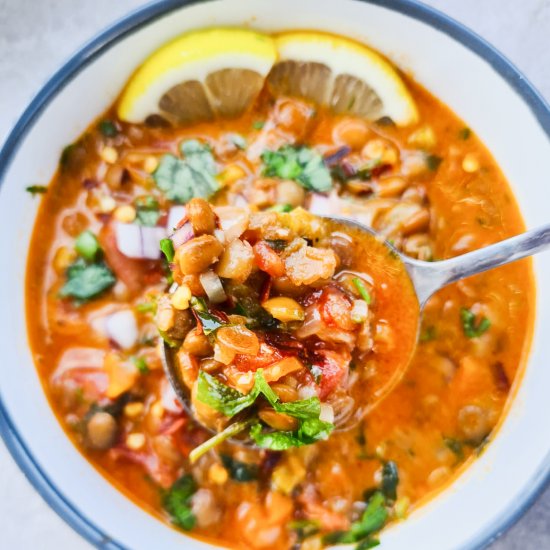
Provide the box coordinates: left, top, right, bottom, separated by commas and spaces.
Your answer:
262, 145, 332, 192
460, 307, 491, 338
59, 259, 115, 301
154, 140, 219, 203
98, 120, 118, 137
135, 196, 160, 227
163, 474, 197, 531
220, 454, 258, 482
160, 238, 175, 262
250, 418, 334, 450
190, 296, 228, 335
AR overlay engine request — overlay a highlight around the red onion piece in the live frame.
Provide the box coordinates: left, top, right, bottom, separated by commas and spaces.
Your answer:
103, 310, 138, 349
199, 270, 227, 304
171, 221, 194, 249
115, 222, 167, 260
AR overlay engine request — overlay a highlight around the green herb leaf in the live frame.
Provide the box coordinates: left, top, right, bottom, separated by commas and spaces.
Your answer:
26, 185, 47, 196
267, 203, 293, 213
262, 145, 332, 192
154, 140, 219, 203
250, 418, 334, 450
135, 196, 161, 227
225, 283, 278, 329
189, 420, 252, 464
136, 300, 157, 314
444, 437, 464, 460
289, 519, 321, 542
160, 238, 175, 262
158, 329, 182, 348
352, 277, 372, 304
356, 538, 381, 549
252, 120, 265, 130
460, 307, 491, 338
220, 454, 259, 482
458, 127, 472, 140
163, 474, 197, 531
425, 154, 442, 171
419, 325, 436, 342
75, 230, 101, 261
131, 356, 149, 374
59, 259, 116, 301
381, 461, 399, 501
98, 120, 118, 137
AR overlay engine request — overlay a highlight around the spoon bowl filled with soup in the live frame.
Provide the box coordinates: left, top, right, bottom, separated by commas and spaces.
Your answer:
7, 12, 540, 550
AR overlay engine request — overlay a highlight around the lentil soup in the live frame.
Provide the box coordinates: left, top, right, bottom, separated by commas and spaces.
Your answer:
26, 28, 534, 550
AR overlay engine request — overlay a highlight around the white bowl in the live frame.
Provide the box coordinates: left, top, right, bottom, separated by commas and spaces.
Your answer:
1, 1, 550, 549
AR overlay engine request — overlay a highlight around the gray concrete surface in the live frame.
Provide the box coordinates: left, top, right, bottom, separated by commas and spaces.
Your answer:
0, 0, 549, 548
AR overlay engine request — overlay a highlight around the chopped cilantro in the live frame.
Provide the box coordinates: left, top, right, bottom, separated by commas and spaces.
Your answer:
459, 127, 472, 140
419, 325, 436, 342
98, 120, 118, 137
26, 185, 47, 196
352, 277, 372, 304
154, 140, 219, 203
289, 519, 321, 542
381, 461, 399, 501
163, 474, 197, 531
135, 196, 161, 227
262, 145, 332, 192
220, 454, 258, 482
59, 259, 115, 302
444, 437, 464, 461
131, 356, 149, 374
267, 203, 293, 213
252, 120, 265, 130
460, 307, 491, 338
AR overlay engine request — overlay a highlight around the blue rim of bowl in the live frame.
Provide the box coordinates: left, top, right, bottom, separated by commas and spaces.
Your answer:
1, 0, 550, 548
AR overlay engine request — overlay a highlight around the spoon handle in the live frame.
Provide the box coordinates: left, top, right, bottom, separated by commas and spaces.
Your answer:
406, 224, 550, 305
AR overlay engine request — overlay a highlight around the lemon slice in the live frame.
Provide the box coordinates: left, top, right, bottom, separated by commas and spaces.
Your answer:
118, 28, 277, 125
268, 32, 418, 126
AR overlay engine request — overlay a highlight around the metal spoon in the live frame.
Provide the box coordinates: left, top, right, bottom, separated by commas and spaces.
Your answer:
162, 217, 550, 441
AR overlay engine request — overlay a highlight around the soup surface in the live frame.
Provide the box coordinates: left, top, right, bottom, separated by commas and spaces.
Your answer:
26, 29, 534, 550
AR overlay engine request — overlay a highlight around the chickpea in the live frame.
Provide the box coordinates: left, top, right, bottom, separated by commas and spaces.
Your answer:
377, 177, 407, 198
458, 405, 490, 443
176, 235, 223, 275
362, 138, 398, 165
183, 328, 213, 357
86, 411, 117, 450
186, 198, 216, 236
215, 239, 255, 282
258, 408, 299, 431
275, 180, 305, 207
332, 118, 370, 150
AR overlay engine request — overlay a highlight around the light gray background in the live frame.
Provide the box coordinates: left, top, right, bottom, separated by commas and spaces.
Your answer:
0, 0, 549, 548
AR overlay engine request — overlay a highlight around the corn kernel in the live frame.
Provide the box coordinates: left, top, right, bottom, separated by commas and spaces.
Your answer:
271, 454, 306, 494
53, 246, 77, 274
262, 297, 304, 322
208, 462, 229, 485
114, 205, 136, 223
150, 400, 164, 419
98, 195, 117, 214
143, 156, 159, 173
126, 432, 146, 450
100, 146, 118, 164
407, 125, 436, 149
170, 284, 192, 310
395, 496, 410, 519
462, 153, 480, 173
124, 402, 144, 419
218, 164, 246, 186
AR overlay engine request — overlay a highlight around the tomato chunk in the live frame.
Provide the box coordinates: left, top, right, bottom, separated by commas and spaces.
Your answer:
253, 241, 286, 277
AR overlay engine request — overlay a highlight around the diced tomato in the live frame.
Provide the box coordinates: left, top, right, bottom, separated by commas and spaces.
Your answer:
99, 222, 163, 295
313, 349, 351, 399
253, 241, 285, 277
319, 287, 355, 331
233, 341, 283, 372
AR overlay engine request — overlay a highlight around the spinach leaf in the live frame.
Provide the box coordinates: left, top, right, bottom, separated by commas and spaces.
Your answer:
324, 491, 387, 547
220, 454, 259, 482
381, 461, 399, 501
135, 196, 161, 227
163, 474, 197, 531
59, 259, 115, 301
460, 307, 491, 338
262, 145, 332, 192
26, 185, 47, 196
75, 230, 101, 261
154, 140, 219, 203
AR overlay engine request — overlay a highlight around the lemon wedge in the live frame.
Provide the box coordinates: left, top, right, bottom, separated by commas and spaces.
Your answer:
118, 28, 277, 125
268, 32, 418, 126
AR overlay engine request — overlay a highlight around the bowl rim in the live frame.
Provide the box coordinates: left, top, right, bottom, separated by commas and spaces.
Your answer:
1, 0, 550, 549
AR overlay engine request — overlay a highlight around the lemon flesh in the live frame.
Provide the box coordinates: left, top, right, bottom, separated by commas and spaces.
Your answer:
269, 32, 418, 126
118, 28, 277, 125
